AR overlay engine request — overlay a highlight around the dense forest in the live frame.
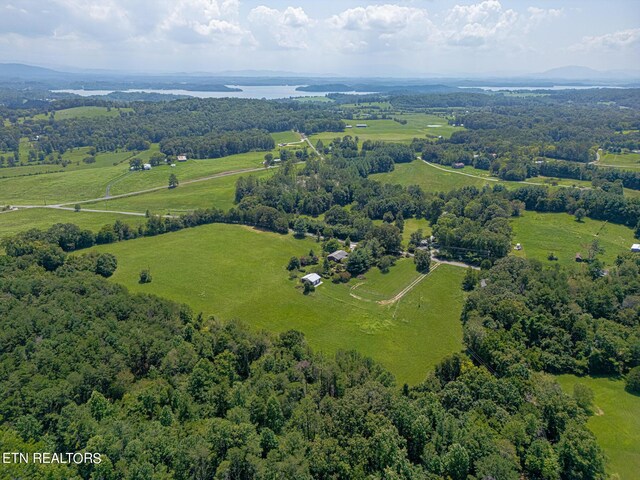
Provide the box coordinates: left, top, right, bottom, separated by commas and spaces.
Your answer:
0, 245, 608, 479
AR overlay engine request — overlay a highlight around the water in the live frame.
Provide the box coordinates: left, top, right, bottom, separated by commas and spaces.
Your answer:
52, 85, 375, 99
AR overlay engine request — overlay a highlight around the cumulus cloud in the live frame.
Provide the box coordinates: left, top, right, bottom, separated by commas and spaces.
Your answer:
248, 6, 312, 49
326, 4, 433, 53
570, 28, 640, 52
443, 0, 518, 47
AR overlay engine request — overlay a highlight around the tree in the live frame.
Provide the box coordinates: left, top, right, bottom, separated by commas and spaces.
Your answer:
345, 248, 371, 275
169, 173, 179, 189
573, 384, 594, 414
557, 421, 606, 480
303, 281, 315, 295
95, 253, 117, 278
139, 269, 152, 284
461, 267, 478, 291
74, 204, 81, 212
574, 208, 586, 222
378, 255, 393, 273
293, 218, 308, 238
287, 256, 300, 271
627, 366, 640, 394
264, 153, 274, 168
444, 444, 469, 480
414, 249, 431, 273
129, 158, 143, 170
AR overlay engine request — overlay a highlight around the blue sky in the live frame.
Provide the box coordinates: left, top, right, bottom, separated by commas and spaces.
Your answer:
0, 0, 638, 76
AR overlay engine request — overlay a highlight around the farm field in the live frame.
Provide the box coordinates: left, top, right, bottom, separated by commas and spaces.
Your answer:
271, 130, 301, 144
0, 150, 270, 205
556, 375, 640, 480
84, 168, 273, 214
511, 211, 635, 266
309, 113, 463, 146
89, 223, 466, 384
0, 207, 146, 239
32, 106, 134, 121
599, 152, 640, 168
372, 160, 494, 192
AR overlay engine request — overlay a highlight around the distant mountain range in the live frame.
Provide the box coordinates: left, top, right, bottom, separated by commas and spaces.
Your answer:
0, 62, 638, 88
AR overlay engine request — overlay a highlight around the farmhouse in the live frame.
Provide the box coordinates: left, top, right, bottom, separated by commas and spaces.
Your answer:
631, 244, 640, 252
301, 273, 322, 287
177, 155, 187, 162
453, 162, 465, 169
328, 250, 349, 262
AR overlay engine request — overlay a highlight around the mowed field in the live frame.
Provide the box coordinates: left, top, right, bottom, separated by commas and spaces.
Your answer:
599, 152, 640, 168
309, 113, 463, 146
32, 106, 134, 121
0, 208, 146, 240
511, 212, 635, 266
89, 223, 466, 384
556, 375, 640, 480
84, 168, 274, 214
0, 150, 270, 205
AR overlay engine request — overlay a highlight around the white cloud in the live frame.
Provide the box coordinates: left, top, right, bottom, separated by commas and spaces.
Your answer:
527, 6, 563, 23
443, 0, 518, 47
570, 28, 640, 52
248, 6, 313, 50
328, 4, 428, 32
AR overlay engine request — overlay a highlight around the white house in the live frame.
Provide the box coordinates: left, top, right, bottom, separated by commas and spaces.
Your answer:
177, 155, 187, 162
143, 163, 152, 170
301, 273, 322, 287
631, 244, 640, 252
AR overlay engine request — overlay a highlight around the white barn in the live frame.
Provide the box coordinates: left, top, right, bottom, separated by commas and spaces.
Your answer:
301, 273, 322, 287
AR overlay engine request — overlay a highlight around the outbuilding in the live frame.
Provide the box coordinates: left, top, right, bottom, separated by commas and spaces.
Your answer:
143, 163, 152, 170
301, 273, 322, 287
328, 250, 349, 262
177, 155, 187, 162
631, 244, 640, 252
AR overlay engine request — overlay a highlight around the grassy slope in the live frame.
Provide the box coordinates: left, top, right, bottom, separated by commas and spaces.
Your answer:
33, 106, 134, 121
84, 169, 273, 214
89, 223, 465, 384
511, 212, 635, 266
372, 161, 493, 192
556, 375, 640, 479
0, 151, 269, 205
599, 152, 640, 168
0, 208, 146, 240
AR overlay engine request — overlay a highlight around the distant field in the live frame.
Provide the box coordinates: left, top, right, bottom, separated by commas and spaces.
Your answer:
0, 150, 269, 205
372, 160, 494, 192
271, 131, 301, 144
511, 211, 635, 266
89, 223, 466, 384
0, 208, 146, 239
599, 152, 640, 168
32, 106, 134, 121
309, 113, 463, 146
84, 168, 274, 214
556, 374, 640, 480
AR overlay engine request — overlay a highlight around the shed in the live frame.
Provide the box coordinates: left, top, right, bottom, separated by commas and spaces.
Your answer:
356, 123, 368, 128
301, 273, 322, 287
328, 250, 349, 262
632, 244, 640, 252
143, 163, 152, 170
453, 162, 465, 169
177, 155, 187, 162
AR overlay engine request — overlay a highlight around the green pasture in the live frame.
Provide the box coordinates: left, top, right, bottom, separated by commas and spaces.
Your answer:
0, 150, 269, 205
272, 131, 301, 145
32, 106, 134, 121
511, 211, 635, 266
599, 152, 640, 168
0, 208, 146, 240
556, 374, 640, 479
84, 168, 274, 214
309, 113, 463, 146
89, 223, 465, 384
292, 96, 333, 103
349, 258, 422, 302
372, 160, 494, 192
402, 218, 432, 247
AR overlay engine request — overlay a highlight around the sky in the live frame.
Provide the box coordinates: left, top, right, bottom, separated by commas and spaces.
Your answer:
0, 0, 638, 76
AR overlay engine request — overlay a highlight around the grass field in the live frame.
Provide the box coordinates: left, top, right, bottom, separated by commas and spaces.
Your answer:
309, 113, 463, 146
599, 152, 640, 168
556, 374, 640, 479
89, 223, 465, 384
372, 160, 494, 192
272, 131, 302, 144
32, 106, 134, 121
0, 150, 270, 205
511, 212, 635, 266
0, 208, 146, 240
84, 168, 273, 214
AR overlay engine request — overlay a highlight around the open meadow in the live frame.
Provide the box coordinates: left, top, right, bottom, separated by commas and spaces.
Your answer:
89, 223, 466, 384
0, 207, 146, 240
30, 105, 134, 121
511, 211, 635, 266
556, 375, 640, 480
599, 151, 640, 169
